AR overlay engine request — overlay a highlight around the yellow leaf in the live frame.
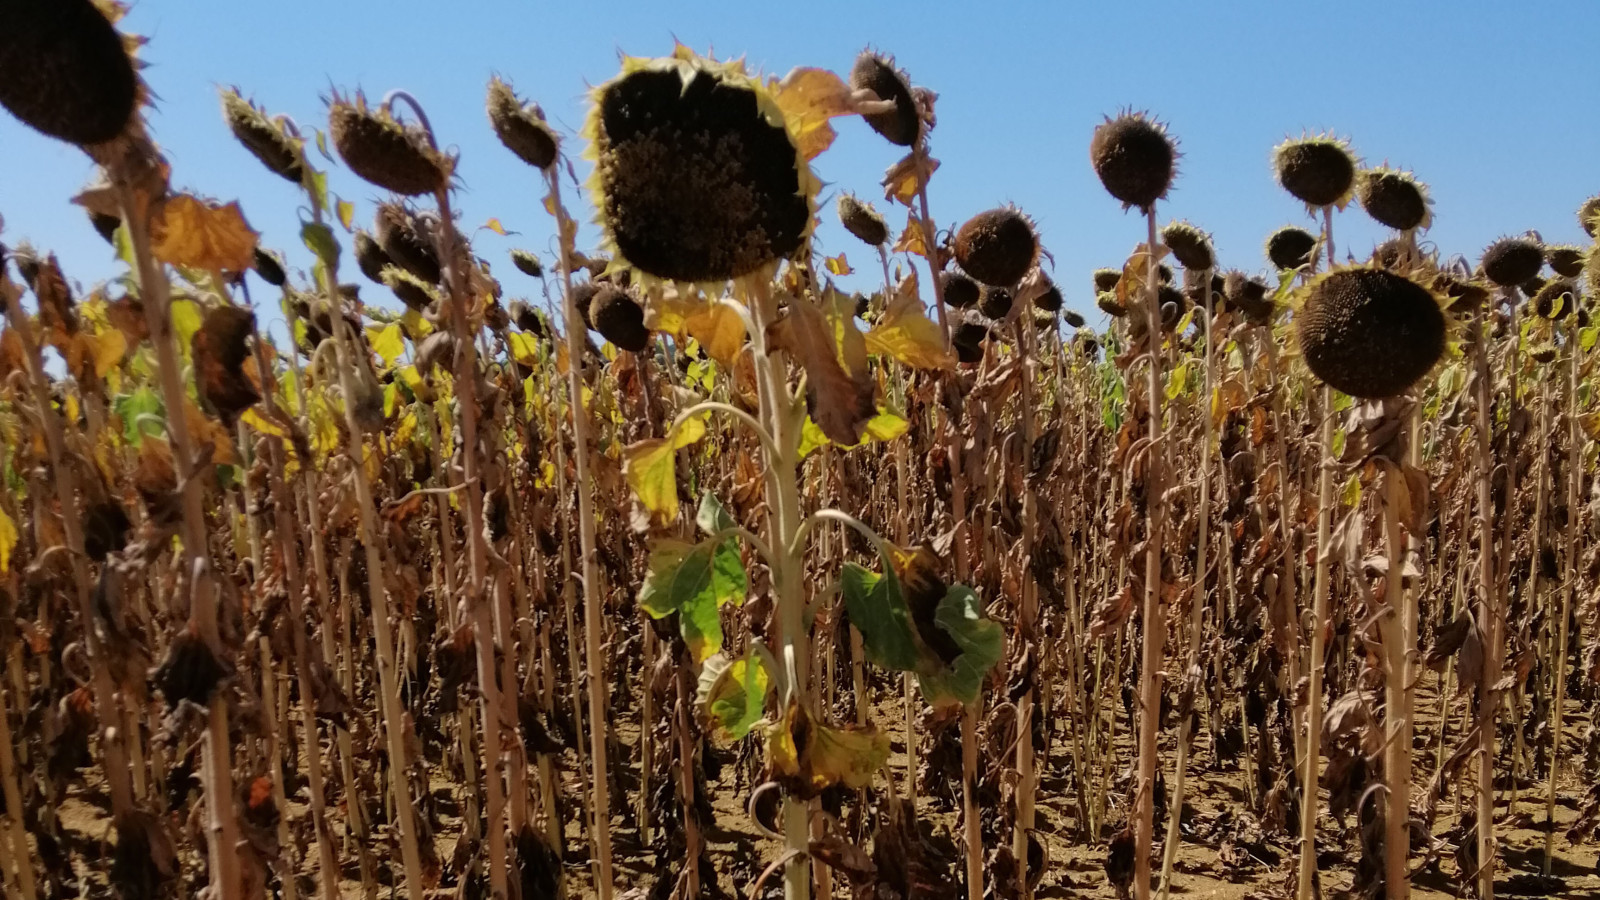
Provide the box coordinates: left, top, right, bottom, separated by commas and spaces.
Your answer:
170, 299, 204, 350
893, 215, 929, 258
367, 323, 405, 369
508, 331, 542, 367
623, 414, 708, 527
183, 399, 238, 465
484, 217, 508, 235
336, 199, 355, 232
865, 272, 954, 370
88, 330, 126, 379
643, 287, 705, 337
684, 303, 748, 368
0, 507, 16, 574
150, 195, 260, 272
771, 67, 855, 160
881, 152, 939, 208
824, 253, 852, 276
240, 407, 287, 439
767, 289, 874, 445
1116, 242, 1171, 307
394, 408, 418, 448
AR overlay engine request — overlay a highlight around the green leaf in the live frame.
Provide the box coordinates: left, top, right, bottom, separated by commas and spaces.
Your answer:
1331, 428, 1347, 460
840, 562, 1002, 707
300, 221, 341, 268
915, 585, 1003, 707
696, 491, 737, 537
114, 387, 165, 445
840, 563, 920, 671
638, 535, 747, 662
696, 651, 771, 741
1582, 326, 1599, 354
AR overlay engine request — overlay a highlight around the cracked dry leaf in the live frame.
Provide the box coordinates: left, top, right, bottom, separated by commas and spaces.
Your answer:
151, 195, 260, 273
766, 288, 874, 445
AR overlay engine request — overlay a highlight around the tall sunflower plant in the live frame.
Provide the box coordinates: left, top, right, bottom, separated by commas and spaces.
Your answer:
589, 46, 1002, 898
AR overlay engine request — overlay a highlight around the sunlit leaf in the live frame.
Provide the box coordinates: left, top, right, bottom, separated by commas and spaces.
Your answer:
336, 199, 355, 232
865, 272, 954, 370
240, 408, 287, 439
824, 253, 852, 276
368, 323, 405, 369
484, 217, 508, 236
882, 152, 938, 208
622, 414, 707, 527
765, 701, 889, 798
798, 408, 909, 458
771, 67, 855, 160
889, 222, 926, 265
638, 531, 746, 662
150, 195, 260, 272
169, 299, 203, 350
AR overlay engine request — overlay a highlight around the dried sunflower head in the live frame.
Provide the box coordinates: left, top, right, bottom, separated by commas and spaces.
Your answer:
328, 89, 453, 196
583, 48, 819, 286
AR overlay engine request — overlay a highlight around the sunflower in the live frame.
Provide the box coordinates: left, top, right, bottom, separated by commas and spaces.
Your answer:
583, 47, 820, 287
1292, 266, 1449, 399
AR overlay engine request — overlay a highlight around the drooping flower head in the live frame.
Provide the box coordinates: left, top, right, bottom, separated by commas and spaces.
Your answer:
584, 48, 820, 286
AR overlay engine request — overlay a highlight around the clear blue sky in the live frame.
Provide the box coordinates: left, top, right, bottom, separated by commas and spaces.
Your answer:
3, 0, 1596, 337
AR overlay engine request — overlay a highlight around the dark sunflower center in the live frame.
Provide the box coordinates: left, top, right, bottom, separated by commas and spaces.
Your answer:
598, 67, 808, 282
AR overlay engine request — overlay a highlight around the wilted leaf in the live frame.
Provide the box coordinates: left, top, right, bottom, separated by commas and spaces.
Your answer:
1116, 242, 1169, 307
191, 305, 260, 427
865, 272, 954, 370
483, 217, 508, 236
917, 584, 1003, 706
150, 195, 260, 272
771, 67, 855, 160
893, 214, 929, 257
797, 408, 908, 458
882, 152, 939, 208
842, 550, 1001, 707
622, 414, 707, 527
696, 651, 770, 740
1087, 582, 1136, 643
767, 290, 874, 445
825, 253, 853, 276
766, 701, 889, 798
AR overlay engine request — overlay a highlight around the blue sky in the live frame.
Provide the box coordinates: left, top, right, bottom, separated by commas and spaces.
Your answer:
3, 0, 1596, 338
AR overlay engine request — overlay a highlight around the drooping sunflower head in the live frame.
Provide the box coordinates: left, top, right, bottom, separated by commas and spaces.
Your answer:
0, 0, 140, 146
584, 48, 819, 286
327, 89, 454, 197
1293, 266, 1448, 399
1160, 220, 1214, 271
1478, 235, 1544, 289
1356, 166, 1432, 233
1273, 134, 1359, 211
221, 89, 304, 184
